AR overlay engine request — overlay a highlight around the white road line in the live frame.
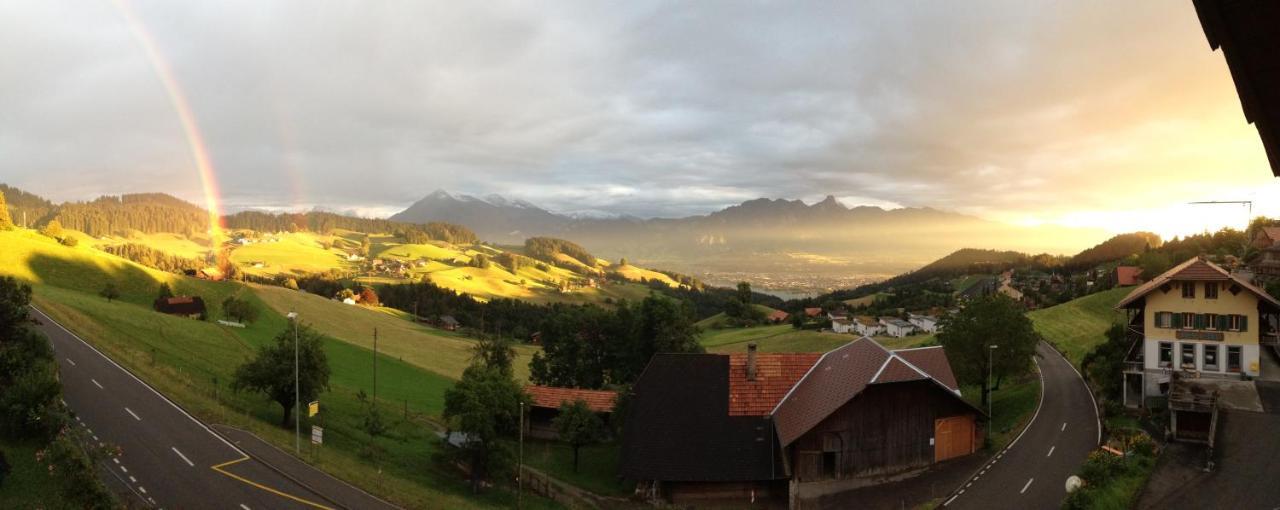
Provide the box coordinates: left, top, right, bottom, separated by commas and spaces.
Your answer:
943, 494, 959, 506
138, 486, 147, 495
66, 358, 76, 366
112, 458, 120, 465
125, 407, 141, 421
171, 447, 195, 467
1020, 478, 1034, 494
240, 505, 251, 510
92, 435, 99, 441
91, 378, 103, 389
1061, 422, 1067, 432
129, 476, 137, 483
30, 307, 251, 458
1047, 446, 1055, 457
120, 466, 128, 474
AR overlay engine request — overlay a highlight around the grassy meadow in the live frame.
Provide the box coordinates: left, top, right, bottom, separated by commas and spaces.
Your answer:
1029, 286, 1130, 367
0, 229, 556, 509
700, 323, 935, 354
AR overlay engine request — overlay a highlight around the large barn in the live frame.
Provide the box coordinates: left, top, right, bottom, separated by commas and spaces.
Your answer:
621, 338, 983, 508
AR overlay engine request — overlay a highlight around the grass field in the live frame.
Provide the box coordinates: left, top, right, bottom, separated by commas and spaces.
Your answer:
250, 283, 539, 382
95, 231, 212, 260
962, 374, 1041, 451
521, 440, 631, 497
0, 228, 556, 509
609, 263, 679, 288
843, 292, 888, 308
695, 304, 783, 329
700, 324, 934, 354
1029, 287, 1130, 367
230, 232, 354, 277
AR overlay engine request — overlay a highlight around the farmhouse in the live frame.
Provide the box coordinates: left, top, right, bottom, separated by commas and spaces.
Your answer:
196, 267, 224, 281
880, 317, 915, 338
908, 313, 941, 334
1118, 257, 1280, 414
154, 296, 206, 319
831, 318, 855, 334
767, 309, 791, 324
854, 316, 883, 337
523, 385, 617, 440
804, 307, 823, 318
622, 340, 981, 508
438, 315, 459, 331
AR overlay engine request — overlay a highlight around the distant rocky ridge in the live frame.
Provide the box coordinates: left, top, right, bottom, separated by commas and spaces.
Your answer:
389, 190, 1110, 276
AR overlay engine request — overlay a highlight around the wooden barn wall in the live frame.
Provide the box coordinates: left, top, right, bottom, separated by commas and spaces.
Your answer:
790, 380, 975, 482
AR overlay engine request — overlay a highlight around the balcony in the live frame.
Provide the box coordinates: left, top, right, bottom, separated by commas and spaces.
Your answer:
1124, 339, 1145, 373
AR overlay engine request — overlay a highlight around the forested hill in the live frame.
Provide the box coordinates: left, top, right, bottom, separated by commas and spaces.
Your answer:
1066, 232, 1162, 270
223, 211, 478, 244
0, 183, 57, 228
55, 193, 211, 237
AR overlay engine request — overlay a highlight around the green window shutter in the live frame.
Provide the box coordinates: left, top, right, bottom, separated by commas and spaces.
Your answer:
1242, 316, 1248, 332
1173, 313, 1182, 328
1217, 315, 1228, 331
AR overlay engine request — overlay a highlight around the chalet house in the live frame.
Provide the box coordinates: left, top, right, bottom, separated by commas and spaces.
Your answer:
880, 318, 915, 338
854, 316, 883, 337
826, 311, 849, 322
804, 307, 823, 318
1118, 257, 1280, 411
1115, 266, 1143, 287
908, 313, 941, 334
523, 385, 617, 440
767, 310, 791, 324
1255, 244, 1280, 278
154, 296, 206, 319
196, 267, 224, 281
621, 340, 981, 508
831, 318, 855, 334
1252, 226, 1280, 250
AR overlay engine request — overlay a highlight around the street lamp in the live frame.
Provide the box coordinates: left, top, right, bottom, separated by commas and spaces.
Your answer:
288, 311, 299, 454
987, 344, 998, 444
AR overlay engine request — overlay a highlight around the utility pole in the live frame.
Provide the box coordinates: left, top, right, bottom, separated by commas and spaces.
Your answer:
518, 400, 524, 510
288, 311, 300, 455
373, 327, 378, 406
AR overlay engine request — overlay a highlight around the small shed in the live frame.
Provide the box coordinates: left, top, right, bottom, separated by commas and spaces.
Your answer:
438, 315, 459, 331
154, 296, 206, 319
523, 385, 617, 440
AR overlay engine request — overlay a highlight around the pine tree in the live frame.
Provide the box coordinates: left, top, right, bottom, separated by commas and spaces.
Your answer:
0, 190, 13, 230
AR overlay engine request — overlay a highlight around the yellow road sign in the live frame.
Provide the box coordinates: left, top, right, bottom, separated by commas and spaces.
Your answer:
308, 400, 319, 417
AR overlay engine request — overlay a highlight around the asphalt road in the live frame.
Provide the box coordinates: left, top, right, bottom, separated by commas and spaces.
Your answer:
32, 305, 347, 510
943, 341, 1100, 510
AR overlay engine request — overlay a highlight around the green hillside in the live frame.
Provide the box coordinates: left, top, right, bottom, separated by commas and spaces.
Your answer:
696, 303, 783, 329
1029, 286, 1131, 366
699, 324, 933, 353
0, 228, 550, 509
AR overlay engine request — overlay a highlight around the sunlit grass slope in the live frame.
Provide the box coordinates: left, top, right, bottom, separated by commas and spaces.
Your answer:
1029, 287, 1129, 367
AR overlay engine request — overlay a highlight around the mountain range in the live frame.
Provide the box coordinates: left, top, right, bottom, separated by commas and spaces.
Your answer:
390, 190, 1110, 277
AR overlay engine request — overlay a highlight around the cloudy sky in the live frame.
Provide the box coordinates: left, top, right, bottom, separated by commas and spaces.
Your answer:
1, 1, 1275, 238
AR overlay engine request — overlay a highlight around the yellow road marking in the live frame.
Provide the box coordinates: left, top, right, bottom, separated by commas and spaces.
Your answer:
211, 456, 336, 510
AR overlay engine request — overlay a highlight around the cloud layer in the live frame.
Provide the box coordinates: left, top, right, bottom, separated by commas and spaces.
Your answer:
0, 0, 1273, 229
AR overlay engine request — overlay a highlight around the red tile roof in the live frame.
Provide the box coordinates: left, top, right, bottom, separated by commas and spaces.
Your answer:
1117, 257, 1280, 309
524, 385, 617, 413
804, 307, 823, 317
1115, 266, 1143, 287
767, 310, 790, 322
727, 353, 821, 416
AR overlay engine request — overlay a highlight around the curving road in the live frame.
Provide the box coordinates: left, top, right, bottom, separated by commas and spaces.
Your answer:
943, 341, 1100, 510
32, 305, 397, 510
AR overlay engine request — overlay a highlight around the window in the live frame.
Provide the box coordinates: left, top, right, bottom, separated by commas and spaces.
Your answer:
1182, 312, 1196, 330
1203, 344, 1220, 371
1156, 312, 1173, 328
1228, 314, 1248, 332
1182, 282, 1196, 299
1206, 313, 1219, 331
1228, 346, 1242, 373
1205, 282, 1219, 299
822, 452, 837, 479
1158, 342, 1173, 368
1181, 343, 1196, 370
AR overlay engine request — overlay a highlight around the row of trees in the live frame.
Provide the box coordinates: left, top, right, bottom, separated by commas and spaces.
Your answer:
101, 243, 205, 273
52, 194, 211, 237
223, 211, 478, 245
524, 237, 596, 266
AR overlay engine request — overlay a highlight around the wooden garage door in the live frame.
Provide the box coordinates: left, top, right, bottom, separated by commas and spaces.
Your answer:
935, 415, 975, 462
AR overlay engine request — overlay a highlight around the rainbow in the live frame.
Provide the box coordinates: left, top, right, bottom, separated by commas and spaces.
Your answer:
113, 0, 226, 244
